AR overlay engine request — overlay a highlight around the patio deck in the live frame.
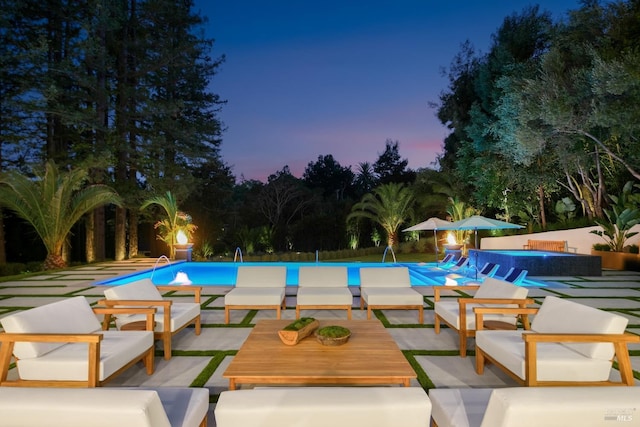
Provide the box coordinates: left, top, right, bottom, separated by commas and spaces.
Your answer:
0, 258, 639, 426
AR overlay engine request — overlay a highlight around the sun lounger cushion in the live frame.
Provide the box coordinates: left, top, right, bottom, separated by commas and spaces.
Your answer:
215, 387, 431, 427
0, 296, 103, 359
0, 387, 209, 427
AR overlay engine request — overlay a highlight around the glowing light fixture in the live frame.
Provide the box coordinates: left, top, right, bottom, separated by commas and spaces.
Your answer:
446, 232, 457, 245
176, 230, 188, 245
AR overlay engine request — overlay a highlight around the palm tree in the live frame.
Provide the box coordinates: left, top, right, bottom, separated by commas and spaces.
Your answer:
0, 161, 122, 269
347, 182, 415, 247
141, 191, 196, 259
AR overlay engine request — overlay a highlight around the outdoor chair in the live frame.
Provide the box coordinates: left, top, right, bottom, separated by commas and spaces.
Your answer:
359, 267, 424, 323
224, 266, 287, 324
296, 266, 353, 319
497, 267, 527, 284
100, 278, 202, 360
434, 277, 533, 357
0, 296, 155, 387
474, 295, 640, 386
430, 256, 469, 273
445, 262, 500, 286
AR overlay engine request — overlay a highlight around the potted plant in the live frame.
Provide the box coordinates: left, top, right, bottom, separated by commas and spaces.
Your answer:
591, 181, 640, 270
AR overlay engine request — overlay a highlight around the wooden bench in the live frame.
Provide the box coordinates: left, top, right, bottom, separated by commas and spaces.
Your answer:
523, 239, 567, 252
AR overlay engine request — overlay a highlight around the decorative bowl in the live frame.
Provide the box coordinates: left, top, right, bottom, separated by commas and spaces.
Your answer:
315, 325, 351, 346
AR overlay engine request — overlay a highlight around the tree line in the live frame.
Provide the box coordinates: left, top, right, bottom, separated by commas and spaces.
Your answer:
1, 0, 639, 266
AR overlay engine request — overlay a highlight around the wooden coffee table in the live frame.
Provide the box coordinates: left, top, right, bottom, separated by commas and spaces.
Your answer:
223, 319, 416, 390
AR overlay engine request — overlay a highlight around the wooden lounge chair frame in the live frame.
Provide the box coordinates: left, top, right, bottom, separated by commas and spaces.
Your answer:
99, 285, 202, 360
0, 307, 156, 388
474, 306, 640, 386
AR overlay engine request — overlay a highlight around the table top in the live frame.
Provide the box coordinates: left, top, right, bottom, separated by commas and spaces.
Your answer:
223, 319, 416, 388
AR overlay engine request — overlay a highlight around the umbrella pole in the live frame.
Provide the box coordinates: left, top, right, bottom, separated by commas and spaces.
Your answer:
434, 230, 438, 263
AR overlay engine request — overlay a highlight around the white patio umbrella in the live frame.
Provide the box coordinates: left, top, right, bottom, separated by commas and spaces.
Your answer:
439, 215, 524, 278
402, 217, 452, 260
439, 215, 524, 248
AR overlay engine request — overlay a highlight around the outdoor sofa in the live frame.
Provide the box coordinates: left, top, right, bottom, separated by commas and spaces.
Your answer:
296, 266, 353, 319
359, 266, 424, 323
0, 386, 209, 427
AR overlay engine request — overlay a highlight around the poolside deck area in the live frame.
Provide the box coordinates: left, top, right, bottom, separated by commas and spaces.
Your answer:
1, 258, 639, 426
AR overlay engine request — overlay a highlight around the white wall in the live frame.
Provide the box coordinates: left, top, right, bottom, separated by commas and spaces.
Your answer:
480, 225, 640, 254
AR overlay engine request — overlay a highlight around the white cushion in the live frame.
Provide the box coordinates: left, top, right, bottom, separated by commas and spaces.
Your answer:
476, 330, 614, 382
115, 302, 200, 333
215, 387, 431, 427
531, 296, 628, 360
0, 296, 102, 359
362, 287, 423, 306
0, 387, 171, 427
481, 387, 640, 427
235, 266, 287, 288
473, 278, 528, 300
104, 279, 163, 301
360, 267, 411, 288
430, 387, 640, 427
136, 387, 210, 427
434, 301, 518, 330
16, 330, 153, 381
429, 388, 492, 427
297, 287, 353, 305
298, 266, 348, 287
224, 288, 285, 305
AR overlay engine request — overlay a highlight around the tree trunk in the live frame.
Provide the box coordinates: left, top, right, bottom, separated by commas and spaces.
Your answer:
129, 210, 139, 258
0, 211, 6, 264
85, 212, 96, 263
114, 206, 127, 261
537, 185, 546, 230
94, 206, 106, 261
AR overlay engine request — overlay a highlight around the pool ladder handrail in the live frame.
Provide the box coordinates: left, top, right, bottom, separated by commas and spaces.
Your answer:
381, 245, 397, 263
233, 247, 243, 263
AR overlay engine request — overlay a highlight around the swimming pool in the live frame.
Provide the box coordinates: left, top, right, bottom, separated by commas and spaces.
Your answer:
96, 261, 550, 287
96, 261, 454, 287
469, 249, 602, 276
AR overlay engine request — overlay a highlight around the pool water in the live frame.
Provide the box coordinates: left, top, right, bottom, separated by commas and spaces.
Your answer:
96, 261, 548, 287
97, 261, 454, 287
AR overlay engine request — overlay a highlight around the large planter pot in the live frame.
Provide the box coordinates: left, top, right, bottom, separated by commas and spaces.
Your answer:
591, 250, 640, 271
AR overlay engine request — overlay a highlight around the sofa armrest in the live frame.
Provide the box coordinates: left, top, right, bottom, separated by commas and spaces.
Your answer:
433, 285, 480, 301
474, 306, 539, 331
93, 307, 156, 331
0, 333, 104, 385
521, 332, 640, 386
157, 285, 202, 303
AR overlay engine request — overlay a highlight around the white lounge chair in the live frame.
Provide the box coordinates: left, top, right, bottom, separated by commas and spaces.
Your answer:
475, 295, 640, 386
224, 266, 287, 324
434, 277, 532, 357
0, 296, 155, 387
359, 267, 424, 323
296, 266, 353, 319
101, 278, 202, 360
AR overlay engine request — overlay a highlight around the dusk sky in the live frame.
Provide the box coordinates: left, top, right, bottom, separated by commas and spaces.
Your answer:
195, 1, 581, 182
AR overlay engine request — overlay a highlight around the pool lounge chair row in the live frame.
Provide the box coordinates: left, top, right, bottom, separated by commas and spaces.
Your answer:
224, 265, 425, 324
